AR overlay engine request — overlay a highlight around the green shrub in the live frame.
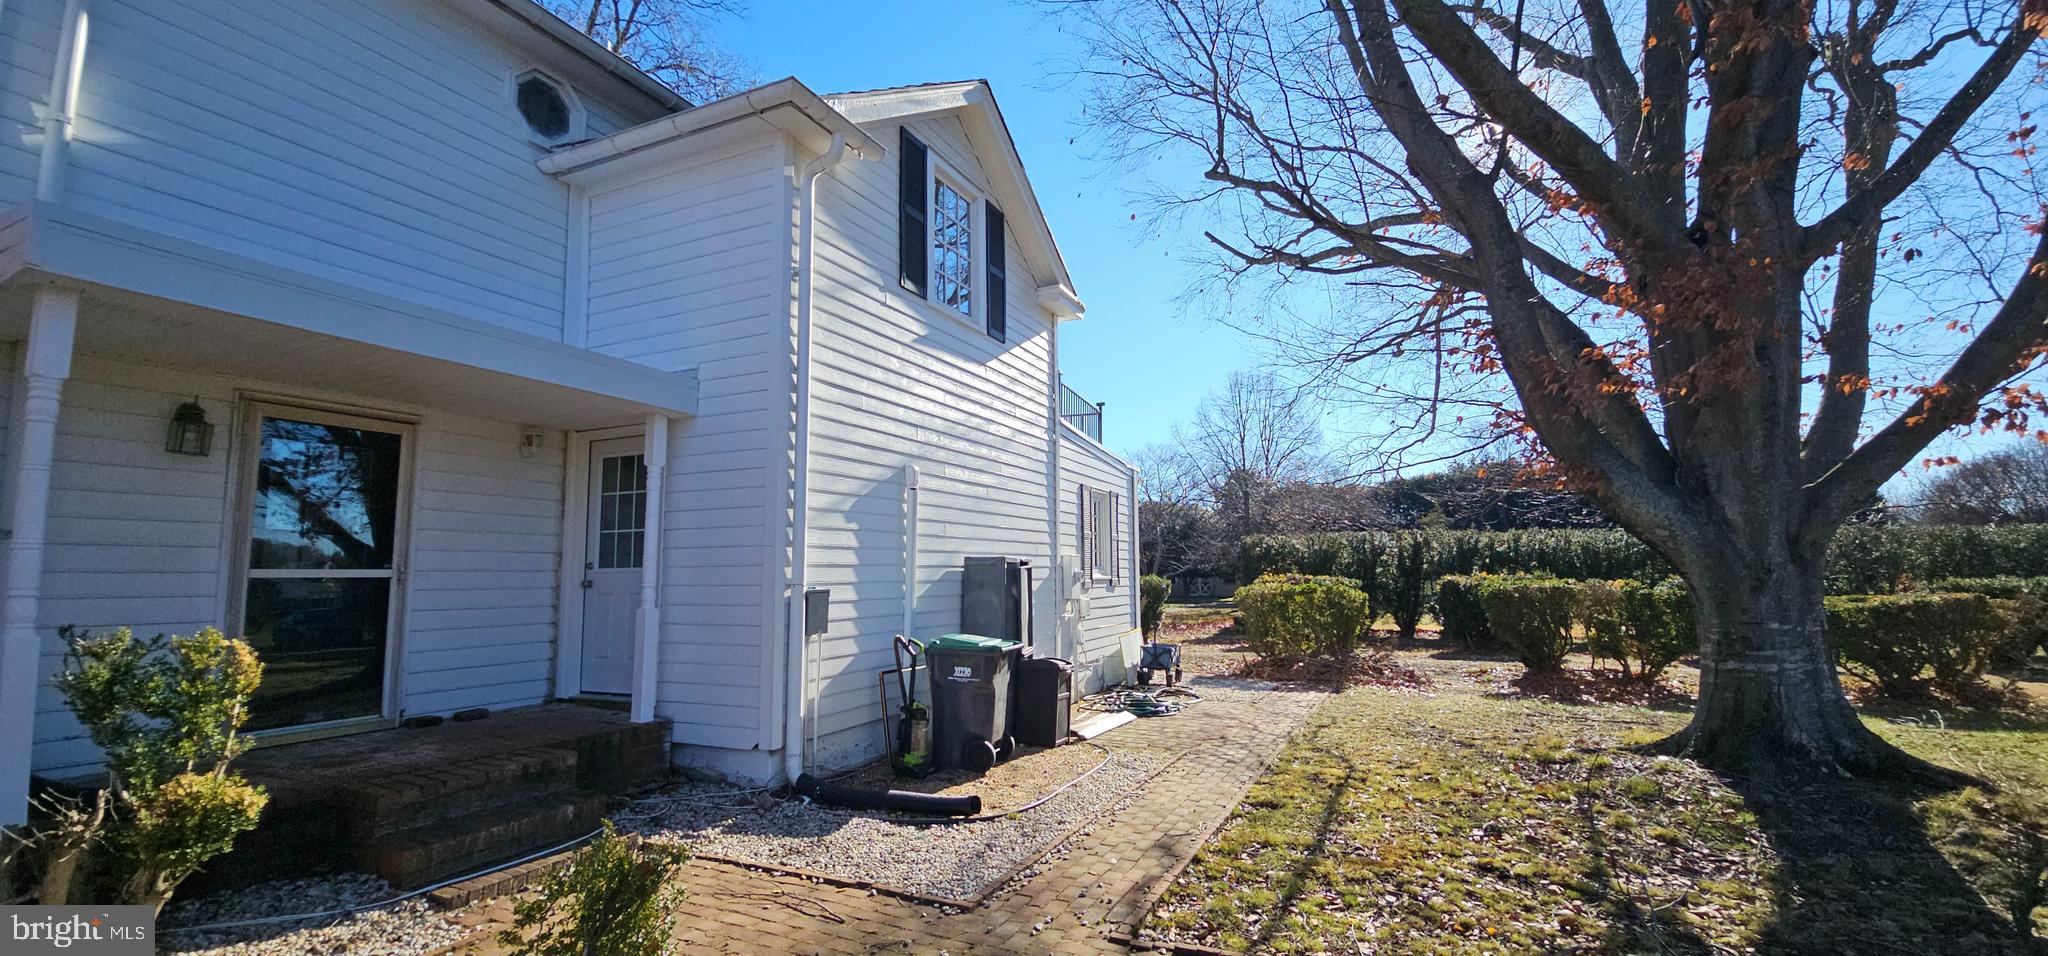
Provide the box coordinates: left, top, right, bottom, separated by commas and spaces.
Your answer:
120, 772, 267, 914
1616, 578, 1696, 681
1823, 593, 2005, 694
1577, 580, 1627, 668
1921, 577, 2048, 667
1235, 573, 1372, 659
1140, 574, 1171, 638
1384, 534, 1431, 643
1433, 574, 1496, 649
1477, 576, 1580, 673
51, 626, 266, 913
1825, 525, 2048, 594
500, 823, 690, 956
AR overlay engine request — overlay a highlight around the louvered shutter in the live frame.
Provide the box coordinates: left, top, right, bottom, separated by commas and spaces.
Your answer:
984, 201, 1007, 342
898, 128, 928, 298
1108, 492, 1122, 582
1079, 485, 1096, 578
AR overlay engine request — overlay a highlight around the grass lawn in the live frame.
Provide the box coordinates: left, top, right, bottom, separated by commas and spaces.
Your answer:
1144, 618, 2048, 955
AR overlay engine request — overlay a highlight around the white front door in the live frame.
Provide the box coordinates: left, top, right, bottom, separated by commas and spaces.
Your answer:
579, 436, 645, 695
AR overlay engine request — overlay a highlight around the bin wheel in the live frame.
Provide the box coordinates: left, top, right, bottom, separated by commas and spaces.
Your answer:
996, 736, 1016, 762
964, 738, 999, 772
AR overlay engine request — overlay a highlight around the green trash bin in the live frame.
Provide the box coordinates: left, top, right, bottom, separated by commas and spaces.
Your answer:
926, 633, 1022, 771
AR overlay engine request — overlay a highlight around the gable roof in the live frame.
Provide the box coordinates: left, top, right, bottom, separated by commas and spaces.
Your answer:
827, 81, 1083, 319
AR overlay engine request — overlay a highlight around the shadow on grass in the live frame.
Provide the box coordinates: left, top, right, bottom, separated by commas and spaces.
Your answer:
1733, 772, 2037, 956
1574, 799, 1717, 955
1244, 753, 1358, 954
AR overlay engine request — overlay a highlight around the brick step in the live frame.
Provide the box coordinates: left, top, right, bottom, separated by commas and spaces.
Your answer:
340, 746, 582, 838
361, 788, 612, 890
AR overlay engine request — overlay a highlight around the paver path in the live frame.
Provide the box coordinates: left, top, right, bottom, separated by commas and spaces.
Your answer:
453, 679, 1324, 955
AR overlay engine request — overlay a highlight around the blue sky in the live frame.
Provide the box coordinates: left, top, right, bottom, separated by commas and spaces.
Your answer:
719, 0, 1233, 459
717, 1, 2025, 497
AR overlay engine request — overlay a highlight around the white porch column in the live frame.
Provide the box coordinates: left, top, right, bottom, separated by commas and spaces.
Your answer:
0, 287, 77, 826
630, 413, 669, 724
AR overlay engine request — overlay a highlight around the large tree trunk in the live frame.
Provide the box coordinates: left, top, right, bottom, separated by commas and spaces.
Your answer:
1661, 547, 1955, 781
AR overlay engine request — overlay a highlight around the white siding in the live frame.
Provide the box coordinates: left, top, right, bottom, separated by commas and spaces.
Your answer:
1059, 427, 1140, 692
582, 140, 791, 763
0, 0, 59, 202
801, 116, 1058, 768
53, 0, 655, 341
26, 356, 563, 780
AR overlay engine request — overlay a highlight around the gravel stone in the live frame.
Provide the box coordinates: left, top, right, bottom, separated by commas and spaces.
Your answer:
623, 747, 1165, 902
157, 873, 466, 956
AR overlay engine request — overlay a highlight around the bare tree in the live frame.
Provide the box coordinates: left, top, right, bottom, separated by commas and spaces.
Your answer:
553, 0, 752, 103
1913, 444, 2048, 524
1064, 0, 2047, 776
1182, 370, 1328, 544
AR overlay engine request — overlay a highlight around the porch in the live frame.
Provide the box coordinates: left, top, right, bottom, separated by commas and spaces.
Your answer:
0, 205, 701, 826
207, 702, 671, 891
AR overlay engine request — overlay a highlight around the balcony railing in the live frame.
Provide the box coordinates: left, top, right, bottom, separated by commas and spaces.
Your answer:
1060, 381, 1103, 443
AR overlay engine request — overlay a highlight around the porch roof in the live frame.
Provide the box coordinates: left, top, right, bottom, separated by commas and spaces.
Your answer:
0, 204, 697, 429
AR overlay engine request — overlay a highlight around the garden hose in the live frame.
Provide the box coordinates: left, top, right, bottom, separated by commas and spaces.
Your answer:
1080, 684, 1203, 718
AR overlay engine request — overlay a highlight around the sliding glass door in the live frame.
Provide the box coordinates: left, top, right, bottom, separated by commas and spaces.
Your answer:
233, 404, 411, 733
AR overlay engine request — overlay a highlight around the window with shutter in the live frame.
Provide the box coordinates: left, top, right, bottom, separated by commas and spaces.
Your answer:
1087, 487, 1117, 583
898, 128, 928, 298
985, 202, 1007, 342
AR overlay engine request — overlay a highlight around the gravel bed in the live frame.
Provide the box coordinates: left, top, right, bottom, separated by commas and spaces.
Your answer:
624, 747, 1165, 902
157, 873, 466, 956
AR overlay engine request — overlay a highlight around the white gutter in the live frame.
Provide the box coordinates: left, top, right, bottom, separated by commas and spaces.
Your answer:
36, 0, 89, 204
538, 77, 881, 180
783, 131, 859, 784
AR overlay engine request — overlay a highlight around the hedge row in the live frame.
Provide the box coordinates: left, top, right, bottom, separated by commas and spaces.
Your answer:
1466, 575, 1697, 679
1240, 524, 2048, 595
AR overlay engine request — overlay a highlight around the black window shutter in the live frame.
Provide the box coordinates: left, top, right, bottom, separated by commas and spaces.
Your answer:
984, 201, 1007, 342
898, 128, 928, 298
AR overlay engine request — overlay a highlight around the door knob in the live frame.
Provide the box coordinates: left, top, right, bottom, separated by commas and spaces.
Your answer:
581, 579, 594, 589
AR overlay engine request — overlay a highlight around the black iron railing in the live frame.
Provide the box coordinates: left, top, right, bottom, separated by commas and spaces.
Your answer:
1060, 381, 1103, 443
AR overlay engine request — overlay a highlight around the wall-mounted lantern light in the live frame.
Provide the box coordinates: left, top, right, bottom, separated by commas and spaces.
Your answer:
165, 400, 213, 456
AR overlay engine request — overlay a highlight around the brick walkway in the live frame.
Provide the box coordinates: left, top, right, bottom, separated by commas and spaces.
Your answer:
452, 680, 1324, 955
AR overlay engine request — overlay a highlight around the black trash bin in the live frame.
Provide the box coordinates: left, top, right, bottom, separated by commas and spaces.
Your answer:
1013, 655, 1072, 747
926, 633, 1022, 771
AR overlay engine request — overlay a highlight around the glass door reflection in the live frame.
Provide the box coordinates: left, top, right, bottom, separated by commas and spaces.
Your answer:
237, 409, 408, 732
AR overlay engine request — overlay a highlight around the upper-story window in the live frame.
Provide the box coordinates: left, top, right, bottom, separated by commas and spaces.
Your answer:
931, 177, 974, 315
898, 128, 1009, 342
513, 70, 582, 145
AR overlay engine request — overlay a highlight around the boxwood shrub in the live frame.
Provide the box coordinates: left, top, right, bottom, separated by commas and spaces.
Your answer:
1140, 574, 1170, 638
1922, 577, 2048, 667
1823, 592, 2004, 694
1433, 574, 1496, 649
1235, 573, 1371, 659
1616, 578, 1696, 681
1476, 575, 1580, 673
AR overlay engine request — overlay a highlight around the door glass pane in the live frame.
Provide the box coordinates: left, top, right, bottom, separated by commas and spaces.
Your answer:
598, 453, 646, 570
251, 417, 403, 570
243, 577, 391, 730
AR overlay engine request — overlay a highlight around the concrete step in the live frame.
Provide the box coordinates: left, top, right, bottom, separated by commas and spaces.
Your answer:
361, 788, 611, 890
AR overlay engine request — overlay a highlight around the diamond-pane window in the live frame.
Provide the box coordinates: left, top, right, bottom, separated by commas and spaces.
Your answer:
931, 179, 973, 314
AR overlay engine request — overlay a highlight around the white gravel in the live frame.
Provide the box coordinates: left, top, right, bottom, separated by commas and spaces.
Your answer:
157, 874, 467, 956
622, 749, 1165, 902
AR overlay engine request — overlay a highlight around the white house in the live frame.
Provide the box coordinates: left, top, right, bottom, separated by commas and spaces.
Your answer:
0, 0, 1140, 828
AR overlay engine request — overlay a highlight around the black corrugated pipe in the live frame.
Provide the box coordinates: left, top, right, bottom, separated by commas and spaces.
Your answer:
791, 773, 982, 817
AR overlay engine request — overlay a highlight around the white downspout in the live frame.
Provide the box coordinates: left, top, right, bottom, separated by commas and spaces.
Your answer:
631, 413, 669, 724
36, 0, 89, 204
783, 131, 851, 785
902, 463, 920, 639
1045, 343, 1064, 657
